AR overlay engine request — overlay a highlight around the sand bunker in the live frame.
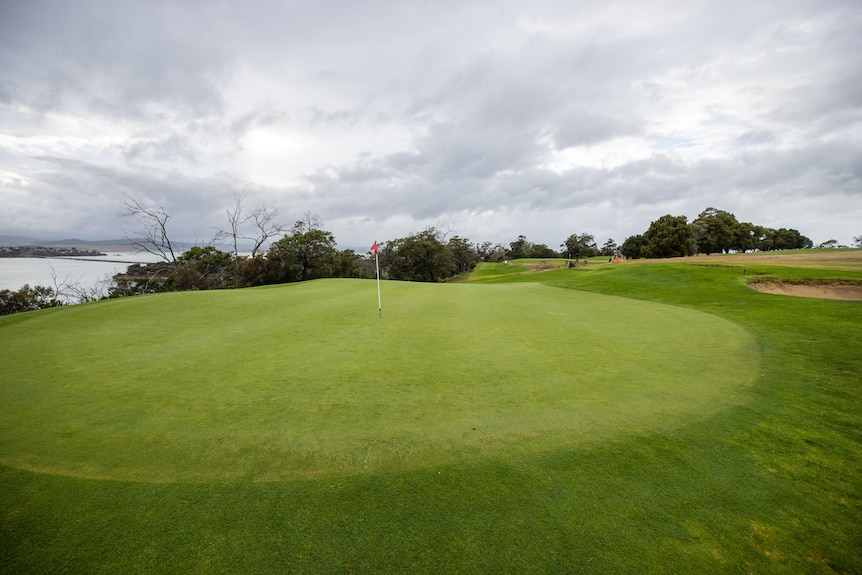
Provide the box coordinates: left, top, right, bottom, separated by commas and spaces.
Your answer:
748, 281, 862, 301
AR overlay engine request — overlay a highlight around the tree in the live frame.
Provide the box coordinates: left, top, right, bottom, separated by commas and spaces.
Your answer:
197, 238, 367, 289
120, 194, 179, 263
246, 204, 287, 257
267, 219, 338, 283
333, 249, 372, 279
689, 220, 706, 250
854, 235, 862, 248
476, 241, 506, 262
600, 238, 618, 257
173, 245, 235, 289
110, 261, 173, 297
642, 215, 693, 258
693, 208, 740, 254
216, 192, 288, 259
758, 228, 812, 251
818, 239, 839, 249
380, 227, 456, 282
0, 284, 64, 315
528, 243, 559, 258
448, 236, 479, 274
236, 255, 272, 287
620, 234, 648, 259
562, 233, 597, 261
733, 222, 761, 253
218, 192, 246, 260
506, 235, 532, 260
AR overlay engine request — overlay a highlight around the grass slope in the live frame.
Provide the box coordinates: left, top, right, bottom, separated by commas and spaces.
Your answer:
1, 259, 860, 573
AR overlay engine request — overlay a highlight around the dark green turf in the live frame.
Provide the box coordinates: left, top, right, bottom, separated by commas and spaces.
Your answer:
1, 261, 860, 573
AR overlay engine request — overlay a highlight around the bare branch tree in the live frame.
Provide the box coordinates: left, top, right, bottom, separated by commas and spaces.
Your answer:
214, 193, 288, 258
299, 211, 322, 231
47, 266, 72, 305
215, 192, 250, 259
248, 205, 288, 257
432, 221, 456, 241
63, 274, 113, 303
47, 266, 111, 304
120, 194, 178, 263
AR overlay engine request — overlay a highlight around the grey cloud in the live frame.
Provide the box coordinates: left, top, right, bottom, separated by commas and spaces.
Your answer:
735, 131, 778, 148
419, 121, 546, 180
552, 107, 640, 148
1, 0, 860, 247
730, 140, 862, 196
7, 156, 263, 241
0, 1, 234, 118
119, 109, 288, 166
773, 69, 862, 138
122, 133, 200, 164
229, 110, 288, 139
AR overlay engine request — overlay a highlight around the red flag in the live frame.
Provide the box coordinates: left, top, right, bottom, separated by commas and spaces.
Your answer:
371, 241, 379, 256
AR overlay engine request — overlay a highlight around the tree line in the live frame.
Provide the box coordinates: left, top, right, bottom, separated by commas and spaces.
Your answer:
109, 204, 819, 291
618, 207, 814, 259
377, 207, 818, 282
2, 200, 856, 315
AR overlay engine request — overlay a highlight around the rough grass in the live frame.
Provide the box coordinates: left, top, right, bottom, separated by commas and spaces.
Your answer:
1, 254, 860, 573
680, 248, 862, 272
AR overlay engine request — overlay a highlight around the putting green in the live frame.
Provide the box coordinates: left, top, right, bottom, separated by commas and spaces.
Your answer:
0, 279, 759, 482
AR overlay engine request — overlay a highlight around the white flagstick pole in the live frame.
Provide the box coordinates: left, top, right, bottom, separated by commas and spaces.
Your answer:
374, 243, 382, 318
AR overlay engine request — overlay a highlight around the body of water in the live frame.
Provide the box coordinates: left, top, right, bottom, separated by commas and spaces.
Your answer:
0, 252, 165, 298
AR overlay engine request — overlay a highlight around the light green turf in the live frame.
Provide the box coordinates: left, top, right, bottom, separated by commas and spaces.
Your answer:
0, 278, 757, 482
464, 261, 529, 277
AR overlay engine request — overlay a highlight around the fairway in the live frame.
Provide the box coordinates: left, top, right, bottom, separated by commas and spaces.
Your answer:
0, 279, 757, 482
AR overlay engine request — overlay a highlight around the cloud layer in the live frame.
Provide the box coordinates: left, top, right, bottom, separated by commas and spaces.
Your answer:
1, 0, 860, 248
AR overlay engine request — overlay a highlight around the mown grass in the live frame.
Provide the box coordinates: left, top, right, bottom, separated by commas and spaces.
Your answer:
0, 280, 754, 482
465, 261, 532, 278
1, 256, 860, 573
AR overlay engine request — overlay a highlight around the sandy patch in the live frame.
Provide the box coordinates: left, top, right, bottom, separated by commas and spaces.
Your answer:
748, 281, 862, 301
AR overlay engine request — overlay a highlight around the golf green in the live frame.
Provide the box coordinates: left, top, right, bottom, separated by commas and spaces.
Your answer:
0, 279, 758, 482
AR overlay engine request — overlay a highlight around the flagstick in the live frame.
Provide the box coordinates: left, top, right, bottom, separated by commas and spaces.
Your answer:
375, 249, 382, 318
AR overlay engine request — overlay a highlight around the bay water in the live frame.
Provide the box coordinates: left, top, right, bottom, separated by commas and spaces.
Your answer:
0, 252, 165, 298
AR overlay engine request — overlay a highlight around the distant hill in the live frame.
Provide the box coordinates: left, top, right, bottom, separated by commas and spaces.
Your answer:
42, 238, 137, 249
0, 236, 140, 251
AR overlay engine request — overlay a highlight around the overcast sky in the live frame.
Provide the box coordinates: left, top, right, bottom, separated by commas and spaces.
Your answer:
1, 0, 860, 250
